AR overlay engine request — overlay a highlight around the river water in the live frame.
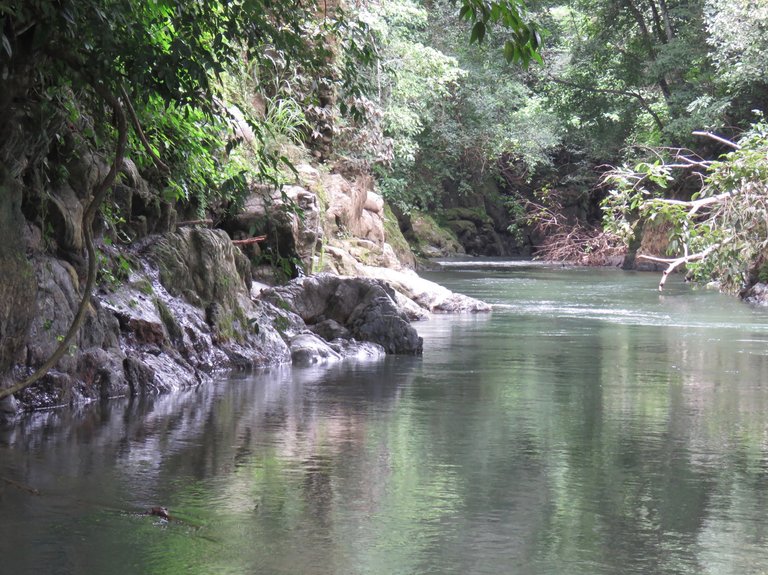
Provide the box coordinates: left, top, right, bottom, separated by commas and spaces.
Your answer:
3, 262, 768, 575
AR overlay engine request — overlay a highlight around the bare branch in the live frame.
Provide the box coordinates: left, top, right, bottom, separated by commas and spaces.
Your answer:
645, 192, 730, 216
638, 242, 721, 291
692, 131, 741, 150
232, 235, 267, 245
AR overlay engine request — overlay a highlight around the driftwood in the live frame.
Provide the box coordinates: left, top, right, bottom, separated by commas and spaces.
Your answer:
638, 242, 722, 291
231, 235, 267, 245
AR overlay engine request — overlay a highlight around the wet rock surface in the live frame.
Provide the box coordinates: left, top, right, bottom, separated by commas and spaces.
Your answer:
742, 282, 768, 306
8, 227, 495, 415
262, 274, 423, 356
2, 160, 492, 419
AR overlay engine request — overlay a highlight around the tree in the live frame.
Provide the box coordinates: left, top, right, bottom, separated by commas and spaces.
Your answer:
602, 124, 768, 292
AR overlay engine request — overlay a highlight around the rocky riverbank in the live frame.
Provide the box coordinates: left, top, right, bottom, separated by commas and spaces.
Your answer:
1, 159, 490, 420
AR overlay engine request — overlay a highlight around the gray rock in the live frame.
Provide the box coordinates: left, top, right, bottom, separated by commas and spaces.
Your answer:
310, 318, 352, 341
290, 333, 343, 366
263, 274, 422, 355
358, 266, 492, 313
328, 339, 386, 360
743, 282, 768, 306
346, 285, 422, 355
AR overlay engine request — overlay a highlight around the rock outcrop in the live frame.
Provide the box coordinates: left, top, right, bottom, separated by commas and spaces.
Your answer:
2, 157, 491, 419
262, 274, 423, 355
742, 282, 768, 306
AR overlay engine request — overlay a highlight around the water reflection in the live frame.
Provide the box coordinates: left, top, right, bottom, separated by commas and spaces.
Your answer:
2, 266, 768, 574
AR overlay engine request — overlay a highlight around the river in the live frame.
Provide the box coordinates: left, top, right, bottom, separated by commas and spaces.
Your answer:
2, 262, 768, 575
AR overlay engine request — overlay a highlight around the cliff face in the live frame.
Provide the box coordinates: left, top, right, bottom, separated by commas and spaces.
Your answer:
0, 171, 37, 414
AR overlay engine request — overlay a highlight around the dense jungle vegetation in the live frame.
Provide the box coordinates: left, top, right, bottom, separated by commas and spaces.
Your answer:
2, 0, 767, 295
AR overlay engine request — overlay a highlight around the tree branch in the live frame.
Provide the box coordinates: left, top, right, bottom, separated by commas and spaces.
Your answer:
692, 131, 741, 150
646, 192, 730, 216
120, 84, 171, 174
232, 235, 267, 245
638, 243, 721, 291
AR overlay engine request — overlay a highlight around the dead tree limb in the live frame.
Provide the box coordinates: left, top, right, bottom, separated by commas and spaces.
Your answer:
638, 243, 721, 291
1, 475, 41, 495
693, 131, 741, 150
232, 236, 267, 245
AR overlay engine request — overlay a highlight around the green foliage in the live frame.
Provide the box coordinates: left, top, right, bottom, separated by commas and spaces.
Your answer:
603, 123, 768, 292
1, 0, 358, 225
458, 0, 544, 65
345, 0, 555, 212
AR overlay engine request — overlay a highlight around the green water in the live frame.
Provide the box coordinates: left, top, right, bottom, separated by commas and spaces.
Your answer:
3, 263, 768, 575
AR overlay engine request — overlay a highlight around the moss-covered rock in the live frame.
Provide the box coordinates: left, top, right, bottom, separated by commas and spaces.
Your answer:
411, 213, 464, 257
442, 207, 493, 225
151, 227, 251, 342
383, 204, 416, 267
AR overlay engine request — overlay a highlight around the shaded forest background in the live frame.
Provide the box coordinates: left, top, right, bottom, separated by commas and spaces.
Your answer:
2, 0, 768, 293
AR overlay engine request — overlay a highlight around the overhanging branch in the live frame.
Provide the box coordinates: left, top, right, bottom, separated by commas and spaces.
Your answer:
638, 242, 721, 291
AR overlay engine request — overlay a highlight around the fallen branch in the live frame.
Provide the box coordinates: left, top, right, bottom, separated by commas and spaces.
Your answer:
645, 192, 730, 216
693, 131, 741, 150
232, 236, 267, 245
638, 243, 721, 291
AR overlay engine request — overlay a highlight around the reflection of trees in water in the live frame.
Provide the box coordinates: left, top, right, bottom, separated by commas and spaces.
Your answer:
4, 289, 768, 574
0, 357, 415, 503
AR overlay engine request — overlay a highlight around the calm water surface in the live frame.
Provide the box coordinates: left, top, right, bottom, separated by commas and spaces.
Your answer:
3, 262, 768, 575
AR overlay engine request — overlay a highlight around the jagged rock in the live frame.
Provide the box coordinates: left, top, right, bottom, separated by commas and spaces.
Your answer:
346, 284, 423, 355
743, 282, 768, 306
290, 333, 342, 366
25, 257, 81, 370
77, 348, 127, 399
227, 183, 322, 274
324, 172, 386, 246
262, 274, 423, 355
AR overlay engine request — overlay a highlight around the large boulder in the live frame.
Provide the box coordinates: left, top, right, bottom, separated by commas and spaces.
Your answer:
345, 283, 423, 354
261, 274, 423, 355
411, 213, 465, 258
358, 266, 492, 313
442, 207, 507, 256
